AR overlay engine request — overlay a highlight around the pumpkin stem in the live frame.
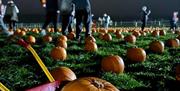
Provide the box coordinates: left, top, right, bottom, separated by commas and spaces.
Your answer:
92, 79, 104, 89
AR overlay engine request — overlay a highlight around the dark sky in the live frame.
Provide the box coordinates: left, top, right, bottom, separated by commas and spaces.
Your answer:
3, 0, 180, 21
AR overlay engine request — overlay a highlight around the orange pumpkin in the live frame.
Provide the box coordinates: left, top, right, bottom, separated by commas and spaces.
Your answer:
149, 40, 164, 53
50, 47, 67, 61
116, 33, 124, 39
103, 33, 112, 41
27, 35, 36, 44
127, 48, 146, 62
101, 55, 124, 73
175, 30, 180, 35
19, 31, 26, 36
61, 77, 119, 91
14, 29, 21, 36
43, 35, 53, 42
56, 39, 67, 49
124, 35, 136, 44
67, 32, 76, 40
85, 35, 96, 44
159, 30, 166, 36
166, 39, 180, 48
132, 31, 141, 37
57, 35, 68, 42
99, 33, 104, 40
177, 35, 180, 40
152, 30, 159, 37
176, 64, 180, 81
51, 67, 76, 82
84, 41, 98, 52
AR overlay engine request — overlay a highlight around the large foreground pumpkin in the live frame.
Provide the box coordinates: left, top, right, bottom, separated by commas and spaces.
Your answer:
101, 55, 124, 73
61, 77, 119, 91
51, 67, 76, 82
149, 40, 164, 53
127, 48, 146, 62
50, 47, 67, 61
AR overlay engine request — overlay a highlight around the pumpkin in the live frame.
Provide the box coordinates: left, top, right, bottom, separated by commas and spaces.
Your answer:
101, 55, 124, 73
56, 39, 67, 49
177, 35, 180, 40
127, 48, 146, 62
50, 47, 67, 61
103, 33, 112, 41
14, 29, 21, 35
116, 33, 124, 39
99, 33, 104, 40
67, 32, 76, 40
175, 30, 180, 35
43, 35, 53, 42
27, 35, 36, 44
176, 64, 180, 81
149, 40, 164, 53
61, 77, 119, 91
132, 31, 141, 37
85, 35, 96, 44
140, 31, 147, 36
99, 28, 108, 34
124, 35, 136, 44
51, 67, 76, 82
166, 39, 180, 48
84, 41, 98, 52
57, 35, 68, 42
152, 30, 159, 37
159, 30, 166, 36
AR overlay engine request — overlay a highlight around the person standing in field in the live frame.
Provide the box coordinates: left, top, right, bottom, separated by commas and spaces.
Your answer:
141, 6, 151, 31
102, 13, 111, 30
59, 0, 75, 35
4, 0, 19, 32
0, 0, 13, 36
170, 11, 179, 31
40, 0, 59, 36
72, 0, 92, 43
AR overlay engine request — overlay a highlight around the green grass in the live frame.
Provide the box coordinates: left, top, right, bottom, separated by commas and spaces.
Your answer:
0, 28, 180, 91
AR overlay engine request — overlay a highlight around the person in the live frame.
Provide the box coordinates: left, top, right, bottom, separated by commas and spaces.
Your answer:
40, 0, 59, 36
170, 11, 179, 31
4, 0, 19, 31
141, 6, 151, 31
72, 0, 92, 42
0, 0, 13, 36
102, 13, 111, 30
59, 0, 75, 35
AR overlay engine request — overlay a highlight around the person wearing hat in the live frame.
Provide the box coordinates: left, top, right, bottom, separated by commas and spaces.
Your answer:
72, 0, 92, 42
141, 6, 151, 31
4, 0, 19, 31
0, 0, 13, 36
59, 0, 75, 35
102, 13, 111, 30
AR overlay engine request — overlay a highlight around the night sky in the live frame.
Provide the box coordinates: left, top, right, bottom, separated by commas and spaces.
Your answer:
3, 0, 180, 22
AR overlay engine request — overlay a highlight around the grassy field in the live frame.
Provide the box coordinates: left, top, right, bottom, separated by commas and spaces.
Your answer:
0, 27, 180, 91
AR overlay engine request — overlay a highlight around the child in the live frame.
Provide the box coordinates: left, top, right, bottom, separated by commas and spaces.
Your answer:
0, 0, 13, 36
4, 0, 19, 31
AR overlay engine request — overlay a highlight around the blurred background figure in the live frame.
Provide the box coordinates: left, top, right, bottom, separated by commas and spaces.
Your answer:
60, 0, 75, 35
170, 11, 179, 31
40, 0, 59, 36
4, 0, 19, 32
72, 0, 92, 43
141, 6, 151, 31
102, 13, 111, 30
0, 0, 13, 36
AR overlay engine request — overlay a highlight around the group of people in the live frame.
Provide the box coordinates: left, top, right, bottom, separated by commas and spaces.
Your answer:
0, 0, 19, 36
40, 0, 92, 42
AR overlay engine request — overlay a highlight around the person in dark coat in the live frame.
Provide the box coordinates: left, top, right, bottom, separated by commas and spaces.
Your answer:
59, 0, 75, 35
141, 6, 151, 31
4, 0, 19, 31
170, 11, 179, 31
72, 0, 92, 42
40, 0, 59, 36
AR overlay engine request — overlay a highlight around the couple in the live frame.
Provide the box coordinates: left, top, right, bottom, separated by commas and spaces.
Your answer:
40, 0, 92, 42
0, 0, 19, 36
